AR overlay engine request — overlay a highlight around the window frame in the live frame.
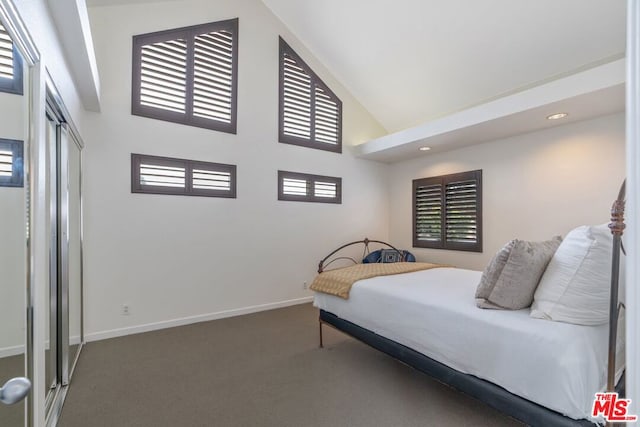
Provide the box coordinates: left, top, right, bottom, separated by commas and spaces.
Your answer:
278, 170, 342, 204
412, 170, 482, 252
131, 153, 236, 198
0, 138, 23, 188
0, 25, 24, 95
278, 37, 342, 154
131, 19, 239, 134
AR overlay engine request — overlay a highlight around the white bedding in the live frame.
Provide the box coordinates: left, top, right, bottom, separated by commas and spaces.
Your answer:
313, 267, 620, 421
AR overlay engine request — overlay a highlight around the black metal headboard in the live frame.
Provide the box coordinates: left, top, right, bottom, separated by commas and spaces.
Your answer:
317, 238, 404, 273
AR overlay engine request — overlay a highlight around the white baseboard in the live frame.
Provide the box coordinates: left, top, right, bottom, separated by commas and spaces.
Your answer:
0, 344, 24, 358
0, 336, 82, 359
85, 296, 314, 343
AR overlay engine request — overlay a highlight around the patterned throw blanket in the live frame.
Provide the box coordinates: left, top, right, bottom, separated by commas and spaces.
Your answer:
310, 262, 445, 299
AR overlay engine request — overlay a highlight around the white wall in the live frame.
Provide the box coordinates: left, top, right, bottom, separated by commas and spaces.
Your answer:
388, 113, 626, 270
0, 92, 25, 355
83, 0, 388, 338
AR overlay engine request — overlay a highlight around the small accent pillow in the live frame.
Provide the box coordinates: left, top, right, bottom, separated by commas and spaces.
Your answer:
475, 240, 516, 309
530, 224, 613, 325
486, 237, 562, 310
380, 249, 404, 263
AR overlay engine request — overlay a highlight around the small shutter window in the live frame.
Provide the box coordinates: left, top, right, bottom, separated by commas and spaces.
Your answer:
132, 19, 238, 133
278, 171, 341, 204
0, 139, 24, 188
0, 23, 23, 95
413, 170, 482, 252
279, 37, 342, 153
132, 154, 236, 198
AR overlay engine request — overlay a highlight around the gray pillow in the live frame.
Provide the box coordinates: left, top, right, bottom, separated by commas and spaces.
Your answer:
487, 237, 562, 310
475, 240, 515, 308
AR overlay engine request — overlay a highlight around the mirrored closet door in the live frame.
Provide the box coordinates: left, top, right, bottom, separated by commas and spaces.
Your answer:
45, 98, 83, 425
0, 19, 31, 427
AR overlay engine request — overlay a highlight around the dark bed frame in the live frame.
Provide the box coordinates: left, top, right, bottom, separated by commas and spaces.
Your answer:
315, 183, 627, 427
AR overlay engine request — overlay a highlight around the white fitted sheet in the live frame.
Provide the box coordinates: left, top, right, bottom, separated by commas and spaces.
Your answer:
313, 267, 613, 421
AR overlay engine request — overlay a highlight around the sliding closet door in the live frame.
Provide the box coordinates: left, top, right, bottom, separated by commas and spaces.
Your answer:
44, 114, 58, 412
66, 131, 82, 378
44, 104, 84, 425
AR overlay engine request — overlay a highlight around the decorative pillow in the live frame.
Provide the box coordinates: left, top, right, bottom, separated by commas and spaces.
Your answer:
362, 249, 416, 263
381, 249, 404, 263
475, 240, 516, 309
486, 237, 562, 310
530, 224, 613, 325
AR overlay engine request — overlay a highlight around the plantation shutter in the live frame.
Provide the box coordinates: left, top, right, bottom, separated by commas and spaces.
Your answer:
139, 38, 188, 113
0, 23, 15, 80
413, 170, 482, 252
282, 177, 309, 196
279, 38, 342, 153
314, 180, 338, 199
132, 19, 238, 133
278, 171, 341, 204
0, 139, 24, 188
445, 179, 479, 245
282, 51, 312, 140
0, 146, 12, 178
192, 29, 234, 124
314, 85, 340, 145
132, 154, 236, 198
0, 22, 22, 95
414, 181, 443, 244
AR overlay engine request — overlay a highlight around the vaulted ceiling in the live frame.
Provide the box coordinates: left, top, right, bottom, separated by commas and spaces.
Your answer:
261, 0, 626, 132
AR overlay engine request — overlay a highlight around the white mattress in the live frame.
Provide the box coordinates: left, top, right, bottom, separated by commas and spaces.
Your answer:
313, 267, 618, 421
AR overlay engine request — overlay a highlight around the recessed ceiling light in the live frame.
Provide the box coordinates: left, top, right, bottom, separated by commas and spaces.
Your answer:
546, 113, 568, 120
419, 146, 431, 151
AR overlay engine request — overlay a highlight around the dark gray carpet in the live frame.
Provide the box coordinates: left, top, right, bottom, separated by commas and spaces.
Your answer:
58, 304, 522, 427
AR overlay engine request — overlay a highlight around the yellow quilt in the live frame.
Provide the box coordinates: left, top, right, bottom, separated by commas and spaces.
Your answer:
310, 262, 445, 299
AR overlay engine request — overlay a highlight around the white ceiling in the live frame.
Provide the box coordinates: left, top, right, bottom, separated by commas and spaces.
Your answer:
260, 0, 627, 133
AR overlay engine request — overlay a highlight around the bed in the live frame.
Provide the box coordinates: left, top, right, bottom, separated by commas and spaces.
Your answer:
310, 186, 627, 427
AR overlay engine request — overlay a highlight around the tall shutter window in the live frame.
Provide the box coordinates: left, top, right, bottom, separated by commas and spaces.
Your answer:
445, 178, 479, 245
279, 37, 342, 153
278, 171, 341, 204
413, 170, 482, 252
140, 39, 188, 113
132, 19, 238, 134
192, 30, 234, 123
282, 51, 311, 140
0, 23, 23, 95
414, 182, 443, 244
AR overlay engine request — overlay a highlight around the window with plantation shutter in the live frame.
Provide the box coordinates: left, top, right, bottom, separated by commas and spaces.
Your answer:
0, 22, 23, 95
131, 153, 236, 198
279, 38, 342, 153
0, 138, 23, 187
278, 170, 341, 204
413, 170, 482, 252
132, 19, 238, 133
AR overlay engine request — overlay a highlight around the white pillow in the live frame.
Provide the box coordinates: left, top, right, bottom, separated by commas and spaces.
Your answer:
530, 224, 613, 325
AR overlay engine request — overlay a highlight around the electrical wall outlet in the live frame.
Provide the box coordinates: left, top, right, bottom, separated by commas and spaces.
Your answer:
122, 304, 130, 315
303, 281, 308, 290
